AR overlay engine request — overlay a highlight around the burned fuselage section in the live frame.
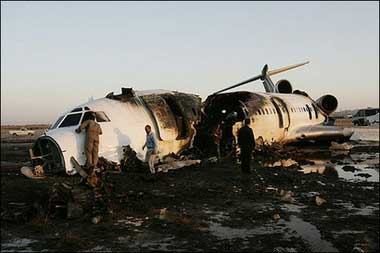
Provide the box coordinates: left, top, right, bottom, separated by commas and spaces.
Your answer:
193, 90, 351, 157
31, 88, 202, 175
194, 92, 267, 157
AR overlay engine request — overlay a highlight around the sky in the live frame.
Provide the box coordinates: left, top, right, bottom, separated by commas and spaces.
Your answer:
1, 1, 379, 124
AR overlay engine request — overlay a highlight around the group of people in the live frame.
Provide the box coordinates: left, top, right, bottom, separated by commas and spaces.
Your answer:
76, 111, 255, 174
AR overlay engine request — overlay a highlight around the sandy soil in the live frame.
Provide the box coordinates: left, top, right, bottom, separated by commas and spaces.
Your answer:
1, 127, 379, 252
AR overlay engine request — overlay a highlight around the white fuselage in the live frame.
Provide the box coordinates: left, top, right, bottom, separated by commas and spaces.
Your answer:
44, 95, 194, 175
232, 92, 326, 143
40, 91, 343, 175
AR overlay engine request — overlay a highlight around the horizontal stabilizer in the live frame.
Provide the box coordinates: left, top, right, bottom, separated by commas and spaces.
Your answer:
268, 61, 310, 76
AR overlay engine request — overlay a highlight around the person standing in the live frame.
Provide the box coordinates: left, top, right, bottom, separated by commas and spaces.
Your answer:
142, 125, 158, 174
212, 124, 222, 159
237, 118, 255, 173
75, 112, 102, 168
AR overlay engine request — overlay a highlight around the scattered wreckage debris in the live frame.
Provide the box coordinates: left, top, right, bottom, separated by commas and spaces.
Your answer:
44, 143, 203, 224
315, 195, 327, 206
45, 157, 120, 223
20, 165, 46, 179
1, 202, 36, 223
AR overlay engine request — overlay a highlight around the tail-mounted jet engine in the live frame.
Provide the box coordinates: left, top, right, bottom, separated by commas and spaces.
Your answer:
275, 79, 293, 93
316, 94, 338, 115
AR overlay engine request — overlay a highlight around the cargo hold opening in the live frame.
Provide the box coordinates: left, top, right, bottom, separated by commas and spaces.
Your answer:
30, 136, 65, 174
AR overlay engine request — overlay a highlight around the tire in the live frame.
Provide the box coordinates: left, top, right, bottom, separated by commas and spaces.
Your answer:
28, 133, 34, 136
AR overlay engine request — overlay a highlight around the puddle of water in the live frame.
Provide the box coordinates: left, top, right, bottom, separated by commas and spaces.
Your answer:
203, 207, 338, 252
1, 238, 38, 252
85, 246, 112, 252
330, 230, 366, 235
140, 236, 177, 251
208, 221, 279, 240
300, 158, 379, 182
280, 216, 338, 252
334, 203, 379, 216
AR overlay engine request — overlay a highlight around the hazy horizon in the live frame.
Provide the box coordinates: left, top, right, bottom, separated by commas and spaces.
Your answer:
1, 1, 379, 125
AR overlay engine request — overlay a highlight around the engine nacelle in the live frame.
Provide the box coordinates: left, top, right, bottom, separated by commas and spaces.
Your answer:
275, 79, 293, 93
316, 94, 338, 115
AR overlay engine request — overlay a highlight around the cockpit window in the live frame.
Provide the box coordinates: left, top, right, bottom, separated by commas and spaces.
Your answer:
95, 111, 110, 122
59, 113, 82, 128
71, 107, 82, 113
51, 116, 65, 129
81, 111, 110, 123
82, 111, 93, 123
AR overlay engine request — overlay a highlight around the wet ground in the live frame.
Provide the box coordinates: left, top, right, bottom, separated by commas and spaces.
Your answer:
1, 131, 379, 252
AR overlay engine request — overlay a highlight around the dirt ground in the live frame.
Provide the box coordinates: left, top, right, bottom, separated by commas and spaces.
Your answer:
1, 127, 379, 252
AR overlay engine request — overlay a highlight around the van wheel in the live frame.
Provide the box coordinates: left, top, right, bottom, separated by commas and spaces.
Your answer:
28, 133, 34, 136
12, 133, 17, 136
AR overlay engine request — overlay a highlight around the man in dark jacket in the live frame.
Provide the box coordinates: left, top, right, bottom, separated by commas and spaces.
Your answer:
237, 118, 255, 173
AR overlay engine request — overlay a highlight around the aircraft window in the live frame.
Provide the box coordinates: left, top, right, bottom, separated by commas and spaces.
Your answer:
265, 108, 269, 114
95, 111, 111, 122
51, 116, 65, 129
257, 110, 262, 115
82, 111, 93, 123
59, 113, 82, 128
303, 107, 306, 112
290, 108, 293, 112
272, 108, 276, 114
71, 107, 82, 113
282, 107, 286, 113
305, 104, 312, 120
192, 108, 197, 116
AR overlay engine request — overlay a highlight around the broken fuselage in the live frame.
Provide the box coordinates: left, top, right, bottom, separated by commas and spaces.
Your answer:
31, 89, 201, 175
195, 91, 353, 156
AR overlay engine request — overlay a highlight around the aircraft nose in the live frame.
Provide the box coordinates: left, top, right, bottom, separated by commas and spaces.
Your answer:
31, 136, 65, 174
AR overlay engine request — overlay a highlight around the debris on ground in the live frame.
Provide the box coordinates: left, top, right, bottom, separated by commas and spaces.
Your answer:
1, 132, 379, 252
120, 145, 144, 172
265, 159, 298, 168
329, 141, 354, 151
341, 165, 360, 172
157, 159, 201, 173
20, 165, 46, 179
315, 195, 327, 206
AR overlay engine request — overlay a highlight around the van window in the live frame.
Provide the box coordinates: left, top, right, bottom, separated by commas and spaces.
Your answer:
59, 113, 82, 128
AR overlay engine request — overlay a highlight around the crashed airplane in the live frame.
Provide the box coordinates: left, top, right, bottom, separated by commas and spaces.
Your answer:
30, 89, 202, 175
30, 61, 353, 175
194, 61, 353, 156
